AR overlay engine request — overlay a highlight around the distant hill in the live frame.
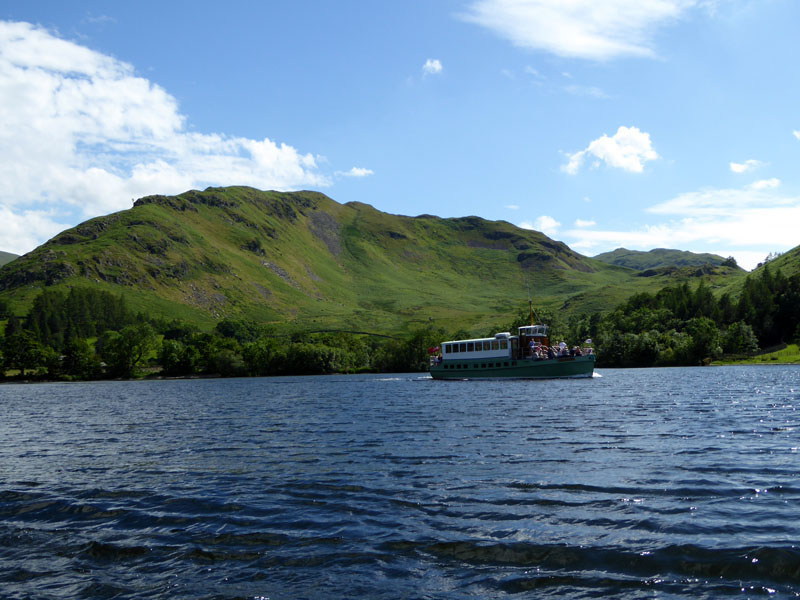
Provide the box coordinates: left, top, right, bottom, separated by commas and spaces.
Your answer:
0, 251, 17, 267
594, 247, 737, 271
0, 187, 746, 336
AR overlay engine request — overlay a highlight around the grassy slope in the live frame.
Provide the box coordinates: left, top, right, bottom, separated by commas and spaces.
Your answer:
714, 344, 800, 365
0, 187, 751, 337
759, 245, 800, 277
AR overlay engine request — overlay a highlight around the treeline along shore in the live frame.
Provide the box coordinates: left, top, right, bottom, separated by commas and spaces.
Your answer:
0, 265, 798, 381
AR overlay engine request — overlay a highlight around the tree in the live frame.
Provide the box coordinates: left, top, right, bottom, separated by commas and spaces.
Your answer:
686, 317, 721, 364
242, 338, 282, 376
722, 256, 738, 268
2, 330, 47, 376
100, 323, 157, 378
62, 336, 101, 379
721, 321, 759, 355
373, 326, 445, 372
158, 338, 200, 376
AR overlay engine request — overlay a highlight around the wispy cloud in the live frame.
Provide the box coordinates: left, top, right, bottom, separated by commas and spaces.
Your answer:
748, 178, 780, 191
83, 13, 117, 26
505, 204, 520, 210
564, 182, 800, 270
0, 20, 340, 254
729, 159, 763, 173
462, 0, 697, 61
574, 218, 596, 227
562, 126, 658, 174
422, 58, 443, 75
336, 167, 374, 178
564, 84, 608, 98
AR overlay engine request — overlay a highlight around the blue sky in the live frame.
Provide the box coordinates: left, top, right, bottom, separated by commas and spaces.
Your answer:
2, 0, 799, 270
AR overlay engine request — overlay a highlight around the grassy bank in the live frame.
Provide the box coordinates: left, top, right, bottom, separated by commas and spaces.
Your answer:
714, 344, 800, 365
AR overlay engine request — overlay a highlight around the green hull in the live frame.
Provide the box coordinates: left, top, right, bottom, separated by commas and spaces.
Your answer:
429, 354, 595, 379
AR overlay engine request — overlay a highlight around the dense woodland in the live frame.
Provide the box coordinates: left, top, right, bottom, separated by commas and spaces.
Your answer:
0, 265, 798, 380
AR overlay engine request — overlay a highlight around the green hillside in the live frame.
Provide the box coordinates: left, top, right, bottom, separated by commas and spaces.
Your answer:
0, 187, 747, 337
0, 251, 17, 267
756, 245, 800, 278
594, 247, 736, 271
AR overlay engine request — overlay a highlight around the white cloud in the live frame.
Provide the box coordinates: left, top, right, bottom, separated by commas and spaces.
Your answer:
794, 130, 800, 140
520, 215, 561, 236
574, 218, 596, 227
0, 20, 333, 254
563, 126, 658, 174
0, 205, 71, 258
336, 167, 374, 178
462, 0, 696, 61
505, 204, 520, 210
729, 159, 762, 173
565, 182, 800, 270
748, 178, 780, 191
422, 58, 443, 75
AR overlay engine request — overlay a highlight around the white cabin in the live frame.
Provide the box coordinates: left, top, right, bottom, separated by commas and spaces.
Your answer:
440, 332, 513, 361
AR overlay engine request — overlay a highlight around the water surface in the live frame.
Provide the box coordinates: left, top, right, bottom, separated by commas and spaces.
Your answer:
2, 366, 800, 598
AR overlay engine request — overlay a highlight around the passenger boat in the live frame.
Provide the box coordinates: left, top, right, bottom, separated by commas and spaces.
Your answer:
429, 317, 595, 380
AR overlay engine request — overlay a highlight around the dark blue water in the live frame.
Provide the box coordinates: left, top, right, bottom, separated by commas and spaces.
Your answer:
2, 366, 800, 599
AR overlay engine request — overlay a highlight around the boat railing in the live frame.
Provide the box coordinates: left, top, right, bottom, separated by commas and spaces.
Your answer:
523, 345, 594, 359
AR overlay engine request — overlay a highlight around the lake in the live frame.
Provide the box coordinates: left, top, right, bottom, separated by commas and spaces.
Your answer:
2, 366, 800, 599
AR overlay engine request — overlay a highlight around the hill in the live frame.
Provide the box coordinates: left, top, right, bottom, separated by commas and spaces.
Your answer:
0, 187, 746, 336
0, 251, 17, 267
754, 245, 800, 278
594, 247, 736, 271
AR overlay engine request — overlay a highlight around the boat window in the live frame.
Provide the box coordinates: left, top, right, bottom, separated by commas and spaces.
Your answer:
481, 363, 486, 368
445, 343, 452, 354
491, 341, 499, 351
459, 343, 466, 352
467, 342, 474, 352
504, 362, 509, 367
500, 340, 508, 349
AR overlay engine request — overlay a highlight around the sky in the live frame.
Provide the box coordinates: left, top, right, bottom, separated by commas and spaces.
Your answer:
2, 0, 800, 270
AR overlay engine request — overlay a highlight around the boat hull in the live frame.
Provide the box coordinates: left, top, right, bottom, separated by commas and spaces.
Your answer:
429, 354, 595, 379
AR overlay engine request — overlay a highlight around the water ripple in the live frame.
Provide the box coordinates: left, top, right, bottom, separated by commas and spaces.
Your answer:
2, 367, 800, 598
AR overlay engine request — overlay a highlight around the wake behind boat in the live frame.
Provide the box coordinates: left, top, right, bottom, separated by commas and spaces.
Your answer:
429, 322, 595, 380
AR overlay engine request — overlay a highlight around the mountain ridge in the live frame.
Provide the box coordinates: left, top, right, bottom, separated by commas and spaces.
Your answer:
0, 187, 755, 335
594, 247, 735, 271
